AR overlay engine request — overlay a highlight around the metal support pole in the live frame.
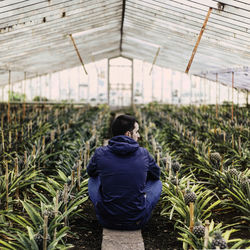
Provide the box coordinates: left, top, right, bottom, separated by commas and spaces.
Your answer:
78, 67, 80, 102
108, 59, 110, 105
209, 79, 211, 104
131, 59, 134, 106
87, 74, 89, 104
39, 75, 42, 103
246, 90, 249, 107
1, 86, 3, 102
218, 79, 220, 104
204, 76, 206, 105
68, 71, 71, 102
22, 72, 26, 120
216, 73, 218, 119
142, 61, 144, 104
237, 88, 239, 105
151, 69, 154, 102
190, 75, 192, 105
58, 72, 61, 102
231, 72, 234, 121
180, 73, 183, 105
49, 74, 52, 101
170, 70, 173, 104
161, 68, 164, 103
199, 77, 202, 106
8, 70, 11, 123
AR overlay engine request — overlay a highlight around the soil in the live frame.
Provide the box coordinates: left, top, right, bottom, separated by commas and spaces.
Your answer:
66, 199, 182, 250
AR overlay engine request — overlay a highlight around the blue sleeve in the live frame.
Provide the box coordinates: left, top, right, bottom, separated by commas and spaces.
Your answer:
147, 150, 161, 180
87, 150, 99, 177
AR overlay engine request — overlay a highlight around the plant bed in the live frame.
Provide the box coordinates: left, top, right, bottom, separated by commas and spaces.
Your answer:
66, 200, 182, 249
142, 203, 182, 250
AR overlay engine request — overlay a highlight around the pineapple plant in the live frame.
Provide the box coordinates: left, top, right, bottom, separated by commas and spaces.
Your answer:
43, 209, 55, 224
34, 232, 44, 249
240, 177, 250, 190
170, 177, 177, 185
209, 152, 222, 167
193, 221, 205, 238
227, 168, 238, 176
172, 160, 181, 173
211, 231, 227, 249
184, 190, 196, 205
34, 229, 51, 250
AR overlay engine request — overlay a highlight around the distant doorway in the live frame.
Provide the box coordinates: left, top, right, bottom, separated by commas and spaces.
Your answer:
108, 57, 133, 107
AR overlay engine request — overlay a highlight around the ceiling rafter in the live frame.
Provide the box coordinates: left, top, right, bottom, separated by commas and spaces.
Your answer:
0, 0, 249, 91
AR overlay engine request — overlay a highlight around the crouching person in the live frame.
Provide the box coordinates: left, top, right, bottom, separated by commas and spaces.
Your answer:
87, 114, 162, 230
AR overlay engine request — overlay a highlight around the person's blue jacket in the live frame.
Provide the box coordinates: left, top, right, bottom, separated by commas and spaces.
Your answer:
87, 135, 161, 228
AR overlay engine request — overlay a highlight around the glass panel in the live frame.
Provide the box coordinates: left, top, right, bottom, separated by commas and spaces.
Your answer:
109, 57, 132, 66
110, 67, 131, 84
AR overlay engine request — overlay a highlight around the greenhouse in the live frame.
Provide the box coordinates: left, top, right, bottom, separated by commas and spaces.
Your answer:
0, 0, 249, 249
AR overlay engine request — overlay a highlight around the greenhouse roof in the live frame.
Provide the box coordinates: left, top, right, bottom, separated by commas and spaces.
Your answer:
0, 0, 249, 90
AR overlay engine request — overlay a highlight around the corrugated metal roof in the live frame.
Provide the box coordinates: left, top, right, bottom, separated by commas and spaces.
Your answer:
0, 0, 249, 90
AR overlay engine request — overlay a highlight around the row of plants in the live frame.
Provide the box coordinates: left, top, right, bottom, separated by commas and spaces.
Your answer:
0, 103, 110, 249
135, 103, 249, 249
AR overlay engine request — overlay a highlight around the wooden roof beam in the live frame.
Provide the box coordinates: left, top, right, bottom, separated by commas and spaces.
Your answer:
185, 7, 212, 74
120, 0, 126, 52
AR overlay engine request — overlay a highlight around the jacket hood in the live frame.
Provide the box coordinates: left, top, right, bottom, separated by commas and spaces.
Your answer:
108, 135, 139, 155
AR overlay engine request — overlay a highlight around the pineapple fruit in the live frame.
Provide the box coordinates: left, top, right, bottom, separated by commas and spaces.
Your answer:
184, 190, 196, 205
193, 221, 205, 238
211, 231, 227, 249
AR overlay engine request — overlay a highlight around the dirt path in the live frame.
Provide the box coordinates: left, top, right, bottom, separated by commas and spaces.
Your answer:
67, 200, 182, 249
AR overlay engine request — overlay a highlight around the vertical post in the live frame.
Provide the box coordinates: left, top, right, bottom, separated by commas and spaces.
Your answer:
108, 59, 110, 105
151, 68, 154, 102
39, 75, 42, 102
49, 73, 52, 101
131, 58, 134, 106
87, 72, 90, 104
204, 76, 206, 105
58, 72, 61, 102
30, 78, 33, 101
246, 90, 249, 107
78, 67, 80, 102
199, 76, 202, 106
180, 73, 183, 105
218, 77, 220, 104
5, 161, 9, 210
170, 70, 173, 104
23, 72, 26, 120
209, 79, 211, 104
43, 215, 48, 250
189, 202, 194, 232
68, 70, 71, 102
15, 158, 19, 200
161, 68, 164, 103
1, 86, 4, 102
142, 61, 145, 104
8, 70, 11, 123
204, 220, 210, 249
54, 191, 59, 241
231, 72, 234, 121
237, 88, 239, 106
190, 75, 192, 105
216, 73, 218, 119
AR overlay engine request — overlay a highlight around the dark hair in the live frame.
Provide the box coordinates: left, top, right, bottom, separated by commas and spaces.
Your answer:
111, 115, 138, 136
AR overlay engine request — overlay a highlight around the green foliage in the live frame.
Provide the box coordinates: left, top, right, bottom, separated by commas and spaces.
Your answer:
33, 96, 49, 102
8, 91, 26, 102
